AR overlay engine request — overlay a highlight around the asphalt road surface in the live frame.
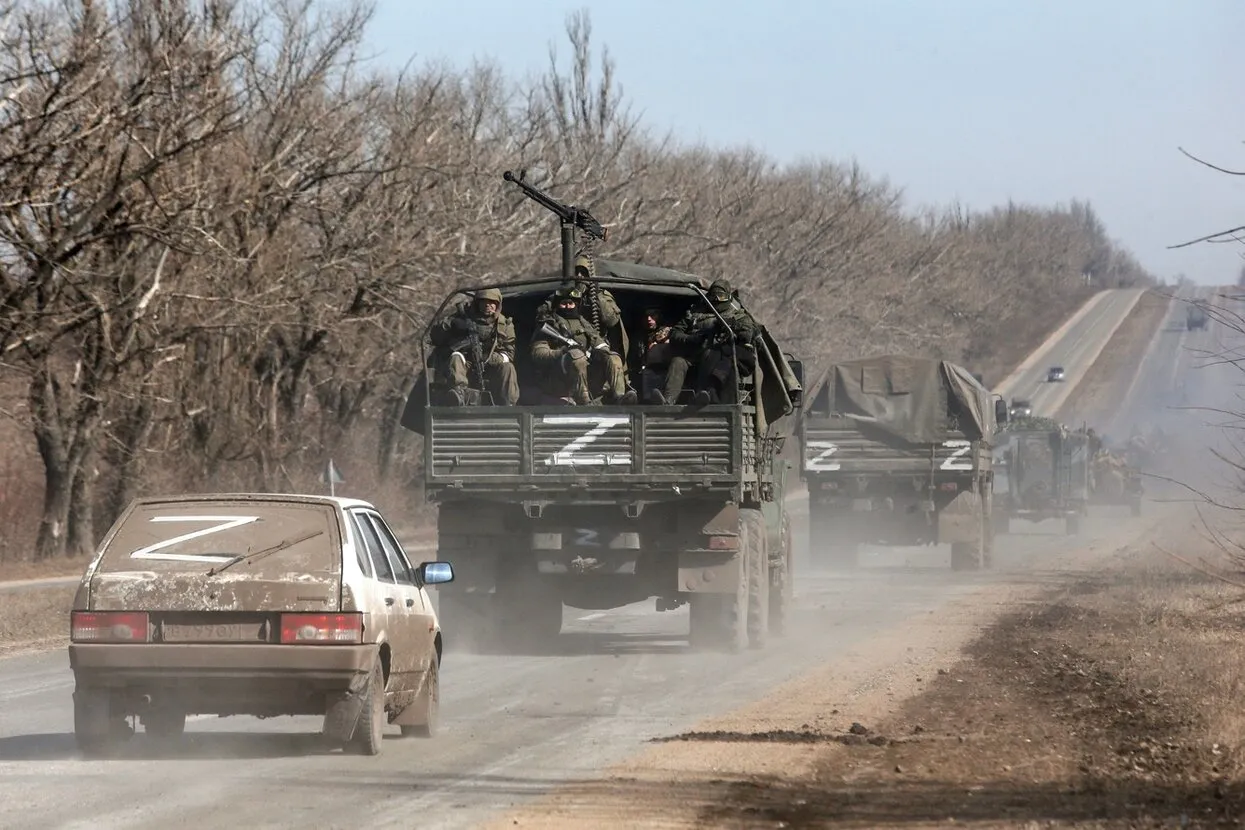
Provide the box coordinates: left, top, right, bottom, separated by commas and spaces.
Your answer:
0, 289, 1187, 830
995, 287, 1146, 418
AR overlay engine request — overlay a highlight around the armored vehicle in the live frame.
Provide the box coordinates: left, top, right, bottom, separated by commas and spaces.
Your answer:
798, 355, 1008, 570
992, 417, 1090, 536
399, 172, 804, 653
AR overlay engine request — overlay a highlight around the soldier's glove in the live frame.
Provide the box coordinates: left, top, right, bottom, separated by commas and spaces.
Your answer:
450, 317, 473, 333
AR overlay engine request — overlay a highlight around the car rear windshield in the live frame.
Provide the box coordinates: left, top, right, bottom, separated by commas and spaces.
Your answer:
98, 500, 342, 577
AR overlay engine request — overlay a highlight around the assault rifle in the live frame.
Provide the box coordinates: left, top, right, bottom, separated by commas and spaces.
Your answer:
449, 322, 492, 406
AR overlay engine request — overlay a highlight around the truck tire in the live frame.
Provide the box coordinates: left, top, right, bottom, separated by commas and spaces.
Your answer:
768, 510, 793, 637
950, 541, 983, 571
437, 592, 494, 653
688, 533, 750, 653
1065, 514, 1081, 535
743, 509, 769, 650
496, 578, 562, 653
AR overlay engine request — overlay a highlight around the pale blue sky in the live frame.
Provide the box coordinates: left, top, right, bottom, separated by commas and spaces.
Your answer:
362, 0, 1245, 286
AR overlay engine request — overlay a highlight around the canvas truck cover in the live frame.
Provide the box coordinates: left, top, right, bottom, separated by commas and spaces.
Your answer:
821, 355, 993, 445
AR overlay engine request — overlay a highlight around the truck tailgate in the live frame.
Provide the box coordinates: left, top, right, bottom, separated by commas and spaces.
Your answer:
802, 425, 985, 475
427, 405, 748, 490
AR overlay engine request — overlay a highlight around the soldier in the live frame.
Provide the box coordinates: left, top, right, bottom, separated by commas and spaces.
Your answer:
530, 285, 637, 405
669, 279, 760, 405
428, 287, 520, 406
634, 306, 690, 404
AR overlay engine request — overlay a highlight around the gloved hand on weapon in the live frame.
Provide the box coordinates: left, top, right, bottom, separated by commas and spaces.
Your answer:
451, 316, 473, 333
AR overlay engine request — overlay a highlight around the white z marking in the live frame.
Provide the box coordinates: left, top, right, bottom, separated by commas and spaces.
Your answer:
940, 439, 974, 471
573, 529, 600, 547
542, 415, 631, 467
130, 515, 260, 564
804, 440, 841, 471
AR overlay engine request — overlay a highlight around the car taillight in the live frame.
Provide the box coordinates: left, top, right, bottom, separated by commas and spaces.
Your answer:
706, 535, 739, 551
279, 613, 364, 645
71, 611, 150, 643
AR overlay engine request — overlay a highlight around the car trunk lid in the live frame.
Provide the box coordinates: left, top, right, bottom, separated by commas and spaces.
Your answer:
88, 499, 343, 615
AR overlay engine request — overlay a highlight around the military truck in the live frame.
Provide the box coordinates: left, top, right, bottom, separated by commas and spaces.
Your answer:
1186, 304, 1208, 331
992, 416, 1090, 536
399, 172, 804, 654
798, 355, 1009, 570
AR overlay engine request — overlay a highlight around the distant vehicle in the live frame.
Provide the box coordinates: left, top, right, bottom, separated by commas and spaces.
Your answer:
68, 493, 455, 757
1187, 305, 1208, 331
1046, 366, 1066, 383
1009, 399, 1033, 418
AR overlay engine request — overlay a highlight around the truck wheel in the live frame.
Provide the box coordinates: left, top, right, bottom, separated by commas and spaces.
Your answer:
400, 656, 439, 738
143, 706, 186, 741
688, 550, 749, 653
437, 592, 493, 653
496, 579, 563, 653
768, 511, 793, 637
743, 510, 769, 650
348, 659, 386, 756
950, 541, 983, 571
74, 686, 129, 757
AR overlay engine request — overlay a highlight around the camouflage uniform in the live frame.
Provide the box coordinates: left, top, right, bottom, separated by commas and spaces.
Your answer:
428, 287, 520, 406
669, 279, 760, 405
634, 307, 688, 405
530, 286, 636, 405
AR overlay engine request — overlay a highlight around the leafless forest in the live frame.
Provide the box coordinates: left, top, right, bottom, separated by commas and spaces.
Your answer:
0, 0, 1156, 562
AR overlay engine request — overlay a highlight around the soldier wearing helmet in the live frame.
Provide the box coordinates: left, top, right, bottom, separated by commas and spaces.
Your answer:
530, 284, 636, 405
428, 286, 519, 406
668, 278, 760, 405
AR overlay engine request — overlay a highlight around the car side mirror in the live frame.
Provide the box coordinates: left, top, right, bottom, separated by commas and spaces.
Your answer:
419, 561, 455, 585
994, 398, 1009, 424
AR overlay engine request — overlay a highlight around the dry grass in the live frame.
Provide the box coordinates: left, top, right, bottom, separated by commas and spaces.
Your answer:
0, 586, 73, 655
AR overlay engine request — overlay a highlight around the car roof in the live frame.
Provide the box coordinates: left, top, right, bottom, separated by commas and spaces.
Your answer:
126, 493, 376, 512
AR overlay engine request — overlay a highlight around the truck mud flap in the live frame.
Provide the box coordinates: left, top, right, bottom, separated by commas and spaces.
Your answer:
678, 551, 742, 594
937, 490, 983, 545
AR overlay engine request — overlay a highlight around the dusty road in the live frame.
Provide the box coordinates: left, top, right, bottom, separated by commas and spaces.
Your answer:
0, 287, 1167, 830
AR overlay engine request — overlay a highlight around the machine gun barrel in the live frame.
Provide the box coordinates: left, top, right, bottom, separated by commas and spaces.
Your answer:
503, 170, 608, 242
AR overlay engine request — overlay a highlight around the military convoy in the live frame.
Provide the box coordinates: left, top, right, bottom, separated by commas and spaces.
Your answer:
797, 355, 1010, 570
400, 172, 804, 654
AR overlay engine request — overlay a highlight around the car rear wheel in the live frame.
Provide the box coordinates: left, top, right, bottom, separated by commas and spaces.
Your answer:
400, 657, 439, 738
144, 706, 186, 741
348, 659, 386, 756
74, 686, 130, 757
